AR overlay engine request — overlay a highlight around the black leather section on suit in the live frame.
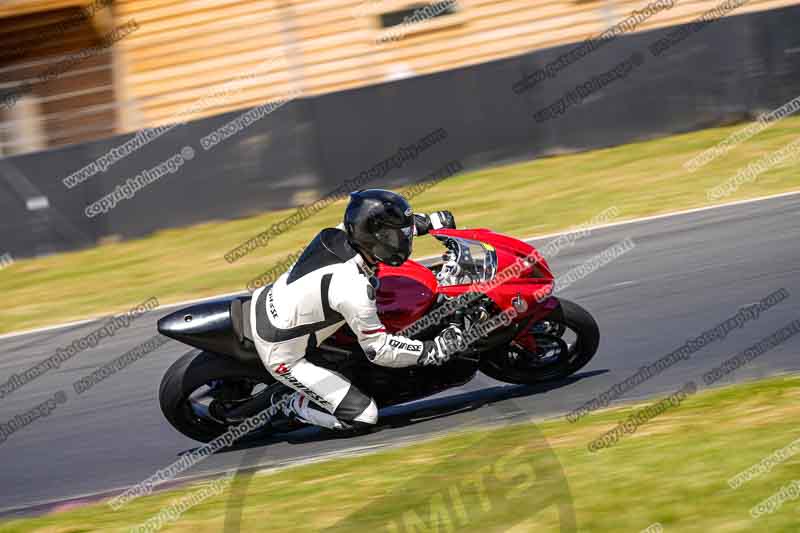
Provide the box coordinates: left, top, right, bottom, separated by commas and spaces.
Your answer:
333, 384, 373, 422
287, 228, 356, 285
304, 332, 318, 358
320, 273, 335, 319
255, 286, 343, 343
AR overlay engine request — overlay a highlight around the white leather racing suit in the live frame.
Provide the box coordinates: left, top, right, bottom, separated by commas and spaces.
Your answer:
250, 223, 440, 430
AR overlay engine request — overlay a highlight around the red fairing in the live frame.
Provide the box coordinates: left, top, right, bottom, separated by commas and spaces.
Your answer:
376, 260, 438, 332
374, 228, 557, 335
444, 232, 550, 321
432, 228, 554, 280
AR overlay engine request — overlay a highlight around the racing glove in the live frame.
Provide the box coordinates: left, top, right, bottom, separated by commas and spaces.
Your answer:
414, 211, 456, 236
418, 325, 466, 366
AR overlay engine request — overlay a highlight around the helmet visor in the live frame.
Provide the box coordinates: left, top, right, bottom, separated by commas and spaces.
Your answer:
374, 225, 414, 266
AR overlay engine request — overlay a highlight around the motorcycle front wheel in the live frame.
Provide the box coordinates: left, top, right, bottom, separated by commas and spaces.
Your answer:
478, 298, 599, 384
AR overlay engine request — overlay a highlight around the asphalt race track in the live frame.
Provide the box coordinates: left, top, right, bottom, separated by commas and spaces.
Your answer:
2, 193, 799, 517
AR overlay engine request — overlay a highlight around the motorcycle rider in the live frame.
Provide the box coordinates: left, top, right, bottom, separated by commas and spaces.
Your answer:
248, 189, 465, 431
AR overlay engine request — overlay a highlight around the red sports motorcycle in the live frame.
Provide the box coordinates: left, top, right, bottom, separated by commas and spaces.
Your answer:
157, 228, 599, 442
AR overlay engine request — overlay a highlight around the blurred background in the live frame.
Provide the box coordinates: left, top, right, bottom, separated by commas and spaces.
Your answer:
1, 0, 799, 259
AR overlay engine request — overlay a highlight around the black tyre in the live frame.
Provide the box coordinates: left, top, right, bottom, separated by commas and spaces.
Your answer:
479, 298, 599, 384
159, 349, 276, 443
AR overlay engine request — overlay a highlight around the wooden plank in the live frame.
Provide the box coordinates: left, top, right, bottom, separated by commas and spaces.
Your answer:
0, 0, 87, 19
127, 50, 290, 95
123, 28, 283, 73
118, 2, 278, 41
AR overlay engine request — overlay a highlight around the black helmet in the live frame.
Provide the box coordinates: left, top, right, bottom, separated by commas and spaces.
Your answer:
343, 189, 414, 267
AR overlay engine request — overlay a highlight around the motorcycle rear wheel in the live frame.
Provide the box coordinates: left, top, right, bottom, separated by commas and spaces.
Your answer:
479, 298, 599, 384
159, 349, 277, 443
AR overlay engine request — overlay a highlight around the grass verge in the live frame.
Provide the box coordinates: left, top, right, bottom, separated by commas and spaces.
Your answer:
2, 374, 799, 532
2, 116, 800, 333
